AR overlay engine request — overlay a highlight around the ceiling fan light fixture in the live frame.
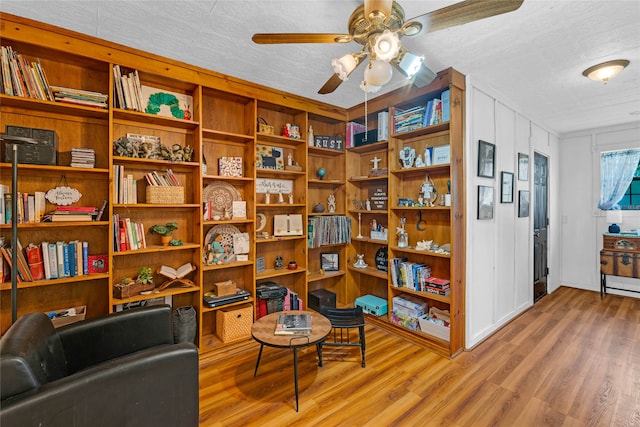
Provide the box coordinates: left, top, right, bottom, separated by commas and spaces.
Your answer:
364, 59, 393, 87
397, 51, 424, 78
582, 59, 630, 84
372, 30, 401, 62
331, 54, 358, 80
364, 0, 393, 22
360, 79, 382, 93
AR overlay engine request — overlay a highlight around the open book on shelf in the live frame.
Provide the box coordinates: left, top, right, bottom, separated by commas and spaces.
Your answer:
156, 262, 196, 290
274, 313, 311, 335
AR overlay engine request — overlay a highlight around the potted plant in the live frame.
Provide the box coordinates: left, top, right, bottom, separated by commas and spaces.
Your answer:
149, 222, 178, 246
113, 266, 154, 298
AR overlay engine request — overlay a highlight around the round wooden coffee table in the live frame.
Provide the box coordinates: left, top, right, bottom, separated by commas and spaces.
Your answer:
251, 310, 331, 411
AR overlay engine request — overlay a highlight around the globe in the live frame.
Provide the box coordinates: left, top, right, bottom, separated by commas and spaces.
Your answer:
316, 167, 327, 180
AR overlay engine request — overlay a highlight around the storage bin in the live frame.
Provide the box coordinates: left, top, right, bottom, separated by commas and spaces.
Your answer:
49, 306, 86, 328
146, 186, 185, 204
418, 315, 450, 342
216, 305, 253, 343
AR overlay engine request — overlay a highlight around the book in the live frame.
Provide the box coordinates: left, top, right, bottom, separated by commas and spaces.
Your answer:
157, 262, 195, 280
24, 243, 45, 281
47, 243, 58, 279
274, 313, 312, 335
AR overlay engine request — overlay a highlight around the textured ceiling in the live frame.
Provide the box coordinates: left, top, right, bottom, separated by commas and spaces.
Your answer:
1, 1, 639, 135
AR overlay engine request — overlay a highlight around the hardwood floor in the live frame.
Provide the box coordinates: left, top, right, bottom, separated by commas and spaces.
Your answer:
198, 287, 640, 426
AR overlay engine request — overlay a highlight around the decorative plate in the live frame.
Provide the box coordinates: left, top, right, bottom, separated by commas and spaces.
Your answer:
203, 181, 241, 217
205, 224, 241, 249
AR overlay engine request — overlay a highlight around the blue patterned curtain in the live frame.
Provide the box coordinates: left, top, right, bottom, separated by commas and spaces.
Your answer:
599, 149, 640, 210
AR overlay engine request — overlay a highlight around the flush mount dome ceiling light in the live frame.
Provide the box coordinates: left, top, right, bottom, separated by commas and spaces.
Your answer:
582, 59, 630, 84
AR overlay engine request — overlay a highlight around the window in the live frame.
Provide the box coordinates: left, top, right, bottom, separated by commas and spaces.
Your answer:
619, 161, 640, 210
599, 149, 640, 211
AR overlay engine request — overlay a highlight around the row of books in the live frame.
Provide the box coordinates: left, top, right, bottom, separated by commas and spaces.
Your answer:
390, 258, 451, 295
112, 214, 147, 252
144, 169, 181, 186
1, 45, 53, 100
2, 190, 46, 224
307, 215, 351, 248
70, 147, 96, 168
256, 287, 303, 320
112, 65, 145, 111
113, 165, 139, 204
392, 89, 451, 134
0, 239, 106, 283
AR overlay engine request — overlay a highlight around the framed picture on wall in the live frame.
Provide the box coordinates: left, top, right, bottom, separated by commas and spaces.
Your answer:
478, 140, 495, 178
518, 190, 530, 217
518, 153, 529, 181
477, 185, 494, 220
500, 172, 514, 203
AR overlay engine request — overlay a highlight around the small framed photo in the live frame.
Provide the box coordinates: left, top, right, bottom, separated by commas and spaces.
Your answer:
477, 185, 494, 220
518, 153, 529, 181
500, 172, 514, 203
320, 252, 339, 271
518, 190, 530, 217
478, 140, 495, 178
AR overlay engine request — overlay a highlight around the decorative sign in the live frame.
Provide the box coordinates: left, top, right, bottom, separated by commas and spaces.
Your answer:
369, 187, 388, 210
256, 145, 284, 170
45, 186, 82, 205
375, 246, 388, 271
313, 135, 343, 151
255, 178, 293, 194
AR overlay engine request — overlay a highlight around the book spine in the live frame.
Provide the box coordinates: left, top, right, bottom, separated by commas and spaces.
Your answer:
25, 244, 45, 281
82, 241, 89, 275
67, 242, 76, 277
48, 243, 58, 279
41, 241, 51, 279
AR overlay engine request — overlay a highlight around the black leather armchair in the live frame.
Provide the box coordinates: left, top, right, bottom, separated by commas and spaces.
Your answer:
0, 305, 199, 427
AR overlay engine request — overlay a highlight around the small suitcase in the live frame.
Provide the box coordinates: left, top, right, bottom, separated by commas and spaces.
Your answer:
600, 250, 640, 278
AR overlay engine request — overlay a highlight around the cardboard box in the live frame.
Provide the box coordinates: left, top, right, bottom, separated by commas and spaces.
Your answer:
49, 305, 86, 328
215, 280, 236, 297
418, 315, 450, 341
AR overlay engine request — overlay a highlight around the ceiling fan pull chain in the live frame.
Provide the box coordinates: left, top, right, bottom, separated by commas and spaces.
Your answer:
363, 90, 368, 142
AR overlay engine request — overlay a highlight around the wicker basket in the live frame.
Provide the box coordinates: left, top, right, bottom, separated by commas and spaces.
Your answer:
257, 117, 274, 135
216, 305, 253, 343
146, 186, 185, 204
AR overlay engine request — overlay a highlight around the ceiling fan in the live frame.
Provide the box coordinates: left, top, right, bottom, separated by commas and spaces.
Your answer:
253, 0, 524, 94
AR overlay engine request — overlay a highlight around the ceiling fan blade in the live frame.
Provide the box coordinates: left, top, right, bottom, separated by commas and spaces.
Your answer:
404, 0, 524, 37
252, 33, 351, 44
318, 73, 345, 94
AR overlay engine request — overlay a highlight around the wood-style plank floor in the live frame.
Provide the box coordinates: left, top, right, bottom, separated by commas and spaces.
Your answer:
198, 287, 640, 426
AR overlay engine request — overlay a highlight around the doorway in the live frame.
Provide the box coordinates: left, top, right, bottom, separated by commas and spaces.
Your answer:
533, 152, 548, 302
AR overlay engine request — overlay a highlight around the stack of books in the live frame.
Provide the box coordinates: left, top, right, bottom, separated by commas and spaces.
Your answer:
50, 86, 108, 109
70, 147, 96, 168
393, 105, 426, 134
274, 313, 312, 335
45, 206, 97, 222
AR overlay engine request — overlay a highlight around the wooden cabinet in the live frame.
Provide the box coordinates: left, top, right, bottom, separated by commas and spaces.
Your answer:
346, 69, 466, 357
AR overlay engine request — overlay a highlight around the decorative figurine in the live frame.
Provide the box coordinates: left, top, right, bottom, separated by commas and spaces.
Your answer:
264, 191, 271, 204
289, 193, 294, 204
370, 156, 382, 170
328, 194, 336, 213
278, 190, 285, 204
353, 254, 368, 269
357, 212, 363, 239
415, 154, 425, 167
397, 216, 408, 248
399, 146, 416, 168
274, 255, 284, 270
365, 199, 371, 211
287, 152, 293, 166
308, 125, 314, 147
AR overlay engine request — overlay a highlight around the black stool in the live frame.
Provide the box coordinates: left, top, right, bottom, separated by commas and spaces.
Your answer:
317, 306, 366, 368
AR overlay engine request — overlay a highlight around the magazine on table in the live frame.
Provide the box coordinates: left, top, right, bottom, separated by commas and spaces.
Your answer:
274, 313, 312, 335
